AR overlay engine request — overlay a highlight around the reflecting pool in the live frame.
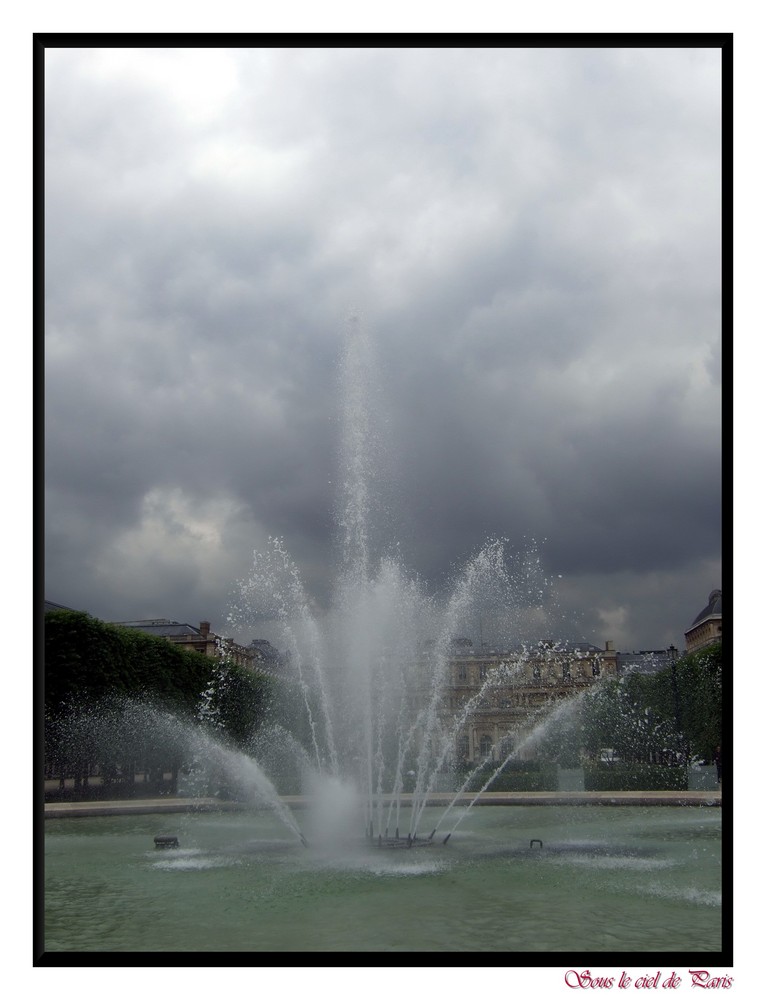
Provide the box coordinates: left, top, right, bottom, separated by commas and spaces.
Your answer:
44, 805, 722, 953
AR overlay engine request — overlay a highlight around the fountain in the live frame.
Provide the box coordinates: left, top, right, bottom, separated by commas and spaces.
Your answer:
42, 318, 724, 955
221, 316, 579, 849
43, 801, 723, 952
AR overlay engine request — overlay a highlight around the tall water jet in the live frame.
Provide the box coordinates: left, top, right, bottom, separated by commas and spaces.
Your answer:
225, 316, 586, 847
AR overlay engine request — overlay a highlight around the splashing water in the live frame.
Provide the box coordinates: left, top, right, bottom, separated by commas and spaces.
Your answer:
436, 689, 591, 840
225, 317, 580, 845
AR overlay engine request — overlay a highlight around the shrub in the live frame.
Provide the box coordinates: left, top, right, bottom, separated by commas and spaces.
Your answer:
454, 759, 558, 792
44, 610, 275, 799
583, 763, 687, 791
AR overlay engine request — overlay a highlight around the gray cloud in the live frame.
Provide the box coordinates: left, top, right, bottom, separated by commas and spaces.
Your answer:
44, 45, 722, 652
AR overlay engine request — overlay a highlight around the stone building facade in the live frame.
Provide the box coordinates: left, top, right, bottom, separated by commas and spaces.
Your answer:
112, 619, 260, 670
684, 590, 722, 654
418, 638, 619, 764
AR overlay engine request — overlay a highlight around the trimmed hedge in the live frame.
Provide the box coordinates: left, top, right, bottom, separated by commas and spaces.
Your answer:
456, 759, 558, 793
583, 763, 687, 792
44, 611, 275, 800
45, 610, 214, 715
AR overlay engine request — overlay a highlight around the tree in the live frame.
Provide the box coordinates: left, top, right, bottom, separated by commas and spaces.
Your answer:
45, 610, 214, 715
576, 642, 722, 766
199, 658, 274, 748
44, 610, 276, 796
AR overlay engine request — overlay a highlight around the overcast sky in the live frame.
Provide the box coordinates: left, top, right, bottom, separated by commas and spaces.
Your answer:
44, 44, 722, 653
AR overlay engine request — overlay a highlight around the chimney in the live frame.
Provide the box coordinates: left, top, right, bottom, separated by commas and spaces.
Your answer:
605, 640, 615, 651
199, 621, 210, 639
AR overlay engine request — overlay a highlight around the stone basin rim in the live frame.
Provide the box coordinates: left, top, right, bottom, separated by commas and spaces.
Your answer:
44, 789, 722, 819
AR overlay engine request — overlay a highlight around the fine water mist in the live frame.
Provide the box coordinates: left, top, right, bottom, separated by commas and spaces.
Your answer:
224, 317, 574, 844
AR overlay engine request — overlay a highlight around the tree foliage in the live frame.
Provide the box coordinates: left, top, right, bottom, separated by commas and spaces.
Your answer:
535, 642, 722, 767
45, 610, 214, 716
196, 659, 273, 747
44, 611, 275, 793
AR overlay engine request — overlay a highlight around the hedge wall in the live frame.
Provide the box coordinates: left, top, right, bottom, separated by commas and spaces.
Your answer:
583, 763, 687, 792
44, 611, 274, 798
45, 610, 215, 716
455, 759, 559, 793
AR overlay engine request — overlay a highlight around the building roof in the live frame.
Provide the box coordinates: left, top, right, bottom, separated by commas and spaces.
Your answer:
617, 650, 674, 675
112, 620, 205, 638
249, 639, 283, 662
689, 589, 722, 628
447, 641, 605, 657
44, 600, 85, 614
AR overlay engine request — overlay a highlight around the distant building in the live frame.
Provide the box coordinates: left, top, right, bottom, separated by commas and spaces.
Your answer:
684, 590, 722, 654
419, 638, 619, 763
44, 599, 85, 614
111, 619, 258, 670
617, 646, 680, 676
248, 639, 286, 668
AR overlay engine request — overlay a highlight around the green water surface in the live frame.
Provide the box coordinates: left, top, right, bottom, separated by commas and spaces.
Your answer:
44, 805, 723, 953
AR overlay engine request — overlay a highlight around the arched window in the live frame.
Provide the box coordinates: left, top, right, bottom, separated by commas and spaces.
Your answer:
479, 735, 492, 758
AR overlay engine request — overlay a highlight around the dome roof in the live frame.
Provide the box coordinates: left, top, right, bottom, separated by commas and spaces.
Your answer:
690, 589, 722, 627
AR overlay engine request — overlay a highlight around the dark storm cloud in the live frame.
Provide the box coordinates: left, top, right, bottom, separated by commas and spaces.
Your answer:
44, 46, 722, 650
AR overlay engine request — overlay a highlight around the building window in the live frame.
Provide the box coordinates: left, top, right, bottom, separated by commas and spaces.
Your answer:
457, 735, 469, 760
457, 664, 467, 681
592, 662, 601, 677
563, 664, 571, 680
479, 735, 492, 758
479, 664, 488, 680
532, 664, 541, 680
